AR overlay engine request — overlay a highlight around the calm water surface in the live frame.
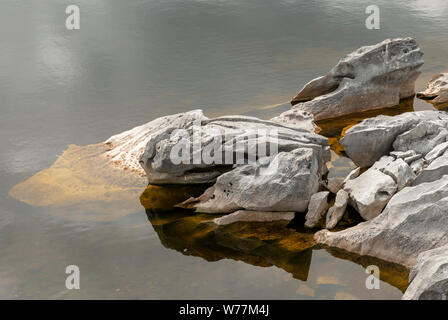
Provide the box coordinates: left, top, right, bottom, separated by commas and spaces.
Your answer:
1, 0, 446, 299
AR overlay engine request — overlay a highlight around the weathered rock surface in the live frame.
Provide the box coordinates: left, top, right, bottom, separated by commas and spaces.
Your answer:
106, 109, 207, 176
417, 73, 448, 108
315, 175, 448, 268
325, 189, 349, 229
413, 151, 448, 186
325, 177, 345, 194
382, 158, 416, 191
305, 191, 330, 228
343, 167, 397, 220
402, 245, 448, 300
139, 112, 329, 185
341, 111, 448, 168
270, 109, 316, 132
291, 38, 424, 121
187, 148, 324, 213
213, 210, 295, 226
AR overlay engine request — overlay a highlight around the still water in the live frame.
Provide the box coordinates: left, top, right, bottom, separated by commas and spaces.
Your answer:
1, 0, 446, 299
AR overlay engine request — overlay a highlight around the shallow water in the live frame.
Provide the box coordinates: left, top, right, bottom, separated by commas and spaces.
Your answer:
1, 0, 446, 299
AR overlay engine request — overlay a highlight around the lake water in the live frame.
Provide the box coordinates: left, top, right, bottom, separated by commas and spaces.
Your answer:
1, 0, 446, 299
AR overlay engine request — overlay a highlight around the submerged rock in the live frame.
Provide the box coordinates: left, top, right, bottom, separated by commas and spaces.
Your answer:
291, 38, 424, 121
417, 73, 448, 108
403, 245, 448, 300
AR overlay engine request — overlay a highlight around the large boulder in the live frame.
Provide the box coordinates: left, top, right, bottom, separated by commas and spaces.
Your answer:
341, 111, 448, 168
182, 148, 323, 213
315, 175, 448, 268
291, 38, 424, 121
139, 113, 330, 185
402, 245, 448, 300
417, 73, 448, 108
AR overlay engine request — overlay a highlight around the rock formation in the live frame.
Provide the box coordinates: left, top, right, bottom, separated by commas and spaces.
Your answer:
135, 110, 330, 213
291, 38, 424, 121
402, 245, 448, 300
417, 73, 448, 108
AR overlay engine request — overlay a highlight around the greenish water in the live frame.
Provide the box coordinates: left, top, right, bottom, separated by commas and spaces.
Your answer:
0, 0, 445, 299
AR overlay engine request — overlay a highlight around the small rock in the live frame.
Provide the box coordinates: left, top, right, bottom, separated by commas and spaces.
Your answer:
213, 210, 295, 226
382, 159, 416, 191
417, 73, 448, 108
390, 150, 416, 159
344, 168, 397, 220
325, 190, 349, 229
326, 177, 345, 194
413, 151, 448, 186
425, 141, 448, 164
305, 191, 330, 228
342, 167, 360, 185
410, 158, 425, 175
403, 154, 422, 164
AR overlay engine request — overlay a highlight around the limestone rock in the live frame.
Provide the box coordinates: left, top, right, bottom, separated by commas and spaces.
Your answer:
191, 148, 322, 213
341, 111, 448, 167
382, 159, 416, 191
305, 191, 330, 228
342, 167, 360, 185
325, 177, 345, 194
291, 38, 424, 121
105, 109, 207, 176
315, 175, 448, 268
325, 189, 349, 229
213, 210, 295, 226
417, 73, 448, 108
139, 113, 329, 185
270, 109, 316, 132
392, 121, 448, 156
413, 151, 448, 186
343, 168, 397, 220
402, 245, 448, 300
425, 141, 448, 164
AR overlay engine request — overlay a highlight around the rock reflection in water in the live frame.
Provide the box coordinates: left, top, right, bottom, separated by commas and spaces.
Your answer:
145, 209, 314, 281
142, 185, 409, 292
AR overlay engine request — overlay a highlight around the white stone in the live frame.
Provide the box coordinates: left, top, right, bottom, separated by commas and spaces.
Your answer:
213, 210, 295, 226
325, 189, 349, 229
305, 191, 330, 228
291, 38, 423, 121
344, 168, 397, 220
